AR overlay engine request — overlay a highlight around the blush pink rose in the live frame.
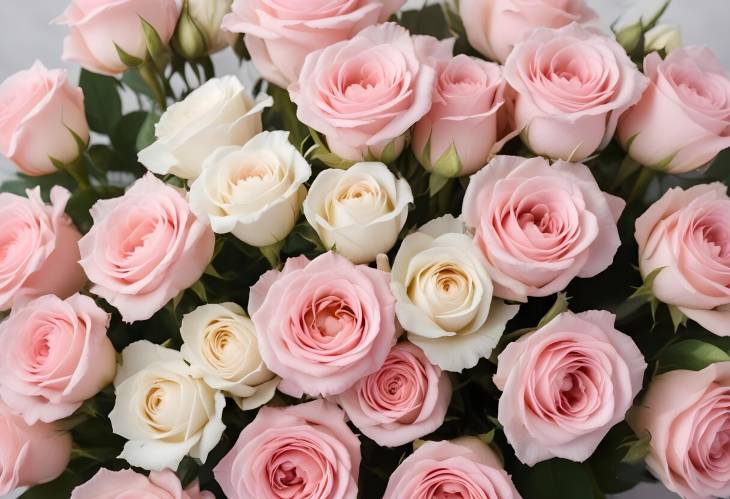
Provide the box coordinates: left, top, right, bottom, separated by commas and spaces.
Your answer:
222, 0, 405, 89
0, 62, 88, 176
54, 0, 181, 75
618, 47, 730, 174
635, 183, 730, 336
628, 362, 730, 499
0, 400, 71, 495
249, 251, 397, 397
383, 437, 522, 499
494, 310, 646, 465
503, 24, 649, 161
462, 155, 625, 302
71, 468, 214, 499
0, 186, 85, 312
335, 342, 452, 447
214, 399, 360, 499
79, 173, 214, 323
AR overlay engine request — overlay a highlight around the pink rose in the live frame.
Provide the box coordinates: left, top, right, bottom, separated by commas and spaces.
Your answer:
0, 294, 115, 424
0, 186, 85, 311
460, 0, 596, 63
79, 173, 215, 323
503, 24, 649, 161
335, 342, 452, 447
249, 251, 396, 397
494, 310, 646, 465
71, 468, 214, 499
635, 183, 730, 336
618, 47, 730, 174
0, 62, 88, 176
290, 23, 439, 162
222, 0, 405, 89
54, 0, 181, 75
0, 400, 71, 495
383, 438, 522, 499
628, 362, 730, 499
462, 156, 625, 302
214, 399, 360, 499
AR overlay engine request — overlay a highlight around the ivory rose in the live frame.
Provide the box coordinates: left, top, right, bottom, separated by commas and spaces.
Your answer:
109, 340, 226, 472
391, 215, 519, 371
644, 24, 682, 54
71, 468, 213, 499
462, 156, 625, 302
503, 24, 649, 161
249, 252, 397, 397
494, 310, 646, 465
222, 0, 405, 89
189, 131, 311, 247
303, 162, 413, 264
79, 173, 214, 323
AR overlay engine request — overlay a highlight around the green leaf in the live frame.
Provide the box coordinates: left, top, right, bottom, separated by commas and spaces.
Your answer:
66, 186, 124, 233
122, 68, 155, 98
306, 128, 356, 169
514, 459, 603, 499
658, 339, 730, 373
190, 280, 207, 302
429, 172, 450, 197
399, 4, 451, 38
111, 111, 151, 156
618, 267, 664, 322
20, 471, 79, 499
668, 305, 688, 332
79, 70, 122, 134
619, 431, 652, 464
115, 43, 144, 67
260, 240, 285, 268
140, 16, 167, 70
432, 143, 462, 178
643, 0, 672, 31
268, 85, 308, 152
136, 110, 160, 151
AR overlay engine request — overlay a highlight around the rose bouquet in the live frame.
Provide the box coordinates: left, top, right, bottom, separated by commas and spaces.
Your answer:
1, 0, 730, 498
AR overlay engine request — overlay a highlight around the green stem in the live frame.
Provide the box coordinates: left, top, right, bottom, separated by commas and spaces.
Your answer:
627, 167, 656, 204
139, 62, 167, 111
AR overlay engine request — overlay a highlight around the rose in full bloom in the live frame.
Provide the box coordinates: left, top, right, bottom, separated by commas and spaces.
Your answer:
249, 252, 396, 397
290, 23, 440, 162
0, 400, 71, 495
0, 294, 115, 424
180, 302, 279, 410
79, 173, 214, 323
71, 468, 214, 499
189, 131, 311, 247
635, 183, 730, 336
214, 400, 360, 499
335, 342, 451, 447
494, 310, 646, 465
54, 0, 181, 75
460, 0, 596, 63
462, 156, 625, 302
139, 76, 270, 180
628, 362, 730, 499
618, 47, 730, 174
391, 215, 519, 371
222, 0, 405, 89
0, 187, 85, 312
0, 62, 88, 176
383, 437, 522, 499
109, 341, 226, 471
503, 24, 649, 161
303, 162, 413, 264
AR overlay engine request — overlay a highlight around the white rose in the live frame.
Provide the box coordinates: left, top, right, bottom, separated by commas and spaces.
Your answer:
188, 0, 233, 54
180, 302, 279, 410
138, 75, 271, 180
109, 341, 226, 472
644, 24, 682, 54
303, 162, 413, 264
391, 215, 519, 372
189, 130, 311, 247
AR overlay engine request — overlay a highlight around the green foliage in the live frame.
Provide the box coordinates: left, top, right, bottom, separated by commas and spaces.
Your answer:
514, 459, 604, 499
657, 339, 730, 373
78, 70, 122, 134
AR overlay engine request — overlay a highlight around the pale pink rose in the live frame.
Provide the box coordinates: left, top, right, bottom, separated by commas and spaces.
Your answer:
460, 0, 596, 63
71, 468, 214, 499
494, 310, 646, 465
0, 400, 71, 495
0, 62, 88, 176
0, 187, 85, 311
214, 399, 360, 499
462, 155, 625, 302
503, 24, 649, 161
629, 362, 730, 499
0, 294, 115, 424
222, 0, 405, 89
619, 47, 730, 174
79, 173, 215, 323
335, 342, 452, 447
383, 438, 522, 499
635, 183, 730, 336
290, 23, 439, 162
249, 251, 396, 397
54, 0, 181, 75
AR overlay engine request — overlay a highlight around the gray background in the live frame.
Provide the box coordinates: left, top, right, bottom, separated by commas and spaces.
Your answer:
2, 0, 728, 498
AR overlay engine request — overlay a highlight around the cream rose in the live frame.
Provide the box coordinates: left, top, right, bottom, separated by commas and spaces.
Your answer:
303, 162, 413, 264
